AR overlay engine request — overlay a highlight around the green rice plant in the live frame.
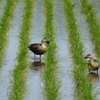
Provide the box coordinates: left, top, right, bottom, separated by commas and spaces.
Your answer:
63, 0, 94, 100
43, 0, 60, 100
9, 0, 35, 100
80, 0, 100, 59
0, 0, 2, 3
0, 0, 18, 68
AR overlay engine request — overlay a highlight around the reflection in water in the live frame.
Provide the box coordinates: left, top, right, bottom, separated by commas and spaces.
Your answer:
88, 72, 99, 83
75, 73, 99, 99
30, 61, 45, 73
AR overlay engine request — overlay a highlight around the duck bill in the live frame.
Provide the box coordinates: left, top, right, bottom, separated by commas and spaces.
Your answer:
46, 41, 50, 44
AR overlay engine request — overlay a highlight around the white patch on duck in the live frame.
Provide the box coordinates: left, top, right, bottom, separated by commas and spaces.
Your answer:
38, 43, 47, 53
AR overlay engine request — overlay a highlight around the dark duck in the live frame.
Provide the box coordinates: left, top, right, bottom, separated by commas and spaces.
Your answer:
28, 38, 50, 61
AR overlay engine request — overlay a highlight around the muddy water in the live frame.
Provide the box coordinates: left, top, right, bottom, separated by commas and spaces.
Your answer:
25, 0, 45, 100
74, 0, 100, 99
0, 1, 25, 100
54, 0, 75, 100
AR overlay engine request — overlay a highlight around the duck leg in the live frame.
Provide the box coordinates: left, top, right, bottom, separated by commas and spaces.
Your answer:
39, 55, 41, 62
34, 54, 36, 61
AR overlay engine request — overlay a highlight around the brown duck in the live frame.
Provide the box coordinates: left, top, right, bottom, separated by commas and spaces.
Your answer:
28, 38, 50, 61
84, 54, 100, 73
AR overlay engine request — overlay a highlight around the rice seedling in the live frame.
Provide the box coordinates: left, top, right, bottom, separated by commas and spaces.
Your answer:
43, 0, 60, 100
63, 0, 94, 99
0, 0, 18, 68
0, 0, 2, 3
80, 0, 100, 59
9, 0, 34, 100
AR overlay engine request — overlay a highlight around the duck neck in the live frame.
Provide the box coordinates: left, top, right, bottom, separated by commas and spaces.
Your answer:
41, 42, 46, 48
90, 57, 93, 61
41, 41, 45, 45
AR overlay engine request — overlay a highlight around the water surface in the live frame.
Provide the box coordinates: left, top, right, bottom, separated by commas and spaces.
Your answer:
54, 0, 75, 99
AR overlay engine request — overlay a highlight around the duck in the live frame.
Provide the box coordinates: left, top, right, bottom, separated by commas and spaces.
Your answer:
28, 38, 50, 61
84, 54, 100, 73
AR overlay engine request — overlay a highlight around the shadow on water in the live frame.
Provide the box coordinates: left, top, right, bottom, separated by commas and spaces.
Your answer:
87, 72, 99, 84
30, 61, 45, 74
26, 61, 45, 100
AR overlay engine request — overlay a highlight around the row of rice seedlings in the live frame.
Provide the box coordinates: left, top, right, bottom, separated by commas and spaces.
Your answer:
9, 0, 34, 100
0, 0, 2, 4
43, 0, 60, 100
79, 0, 100, 59
63, 0, 94, 100
0, 0, 18, 68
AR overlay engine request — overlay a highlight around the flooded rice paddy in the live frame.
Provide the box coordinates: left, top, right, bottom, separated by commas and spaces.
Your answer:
0, 0, 100, 100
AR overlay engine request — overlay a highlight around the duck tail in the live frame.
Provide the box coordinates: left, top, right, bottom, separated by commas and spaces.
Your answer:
27, 44, 31, 48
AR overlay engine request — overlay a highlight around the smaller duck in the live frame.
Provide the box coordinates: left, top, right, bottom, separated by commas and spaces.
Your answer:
28, 38, 50, 61
84, 54, 100, 73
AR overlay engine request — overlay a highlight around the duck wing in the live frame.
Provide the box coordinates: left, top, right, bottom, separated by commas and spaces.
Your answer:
94, 59, 100, 67
28, 43, 42, 53
93, 59, 99, 63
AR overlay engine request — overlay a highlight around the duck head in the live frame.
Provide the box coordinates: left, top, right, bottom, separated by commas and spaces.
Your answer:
41, 38, 50, 44
84, 54, 93, 59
